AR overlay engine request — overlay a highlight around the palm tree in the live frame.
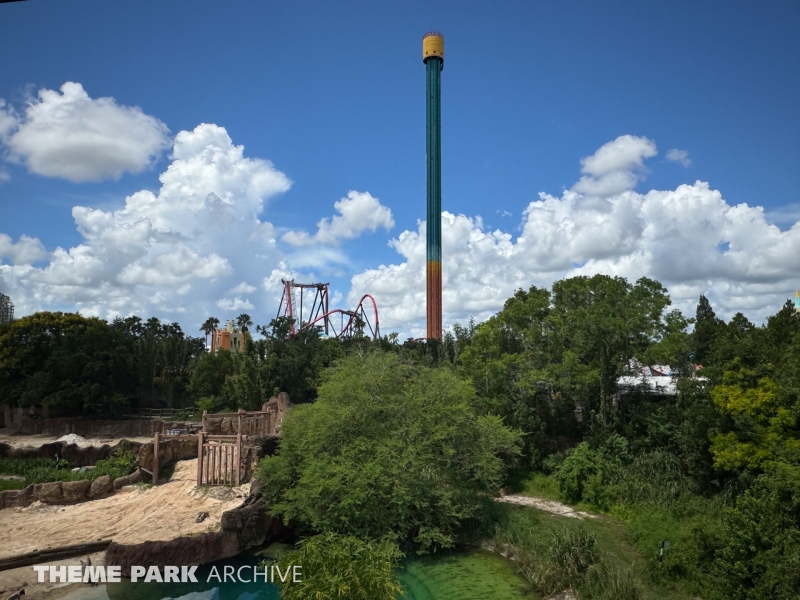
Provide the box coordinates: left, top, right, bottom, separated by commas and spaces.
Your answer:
203, 317, 220, 352
200, 318, 215, 349
236, 313, 253, 334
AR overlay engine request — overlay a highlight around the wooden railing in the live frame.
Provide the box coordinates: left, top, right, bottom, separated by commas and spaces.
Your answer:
128, 407, 200, 421
150, 432, 241, 487
202, 410, 273, 436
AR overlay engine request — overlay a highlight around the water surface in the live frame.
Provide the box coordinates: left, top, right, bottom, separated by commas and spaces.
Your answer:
51, 546, 532, 600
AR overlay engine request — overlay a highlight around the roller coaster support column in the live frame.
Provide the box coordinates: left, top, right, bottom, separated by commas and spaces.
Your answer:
423, 31, 444, 340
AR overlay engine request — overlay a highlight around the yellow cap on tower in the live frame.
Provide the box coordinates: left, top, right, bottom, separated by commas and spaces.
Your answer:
422, 32, 444, 64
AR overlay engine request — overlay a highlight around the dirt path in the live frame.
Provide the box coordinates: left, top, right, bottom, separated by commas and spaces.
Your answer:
0, 459, 247, 561
497, 494, 598, 519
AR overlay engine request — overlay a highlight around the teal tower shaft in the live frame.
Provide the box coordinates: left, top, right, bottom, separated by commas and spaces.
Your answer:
423, 32, 443, 340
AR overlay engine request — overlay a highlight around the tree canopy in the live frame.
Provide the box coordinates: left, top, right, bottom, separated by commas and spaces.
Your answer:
259, 351, 521, 552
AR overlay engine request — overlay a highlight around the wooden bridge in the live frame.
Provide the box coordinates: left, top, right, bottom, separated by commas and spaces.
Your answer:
150, 408, 284, 487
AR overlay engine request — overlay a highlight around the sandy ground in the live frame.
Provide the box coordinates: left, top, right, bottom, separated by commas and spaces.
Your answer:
0, 431, 154, 449
0, 552, 106, 600
497, 494, 598, 519
0, 459, 248, 562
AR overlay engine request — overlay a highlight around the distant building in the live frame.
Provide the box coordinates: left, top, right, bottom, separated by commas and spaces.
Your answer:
794, 291, 800, 316
616, 360, 708, 398
617, 363, 679, 396
210, 319, 245, 353
0, 293, 13, 325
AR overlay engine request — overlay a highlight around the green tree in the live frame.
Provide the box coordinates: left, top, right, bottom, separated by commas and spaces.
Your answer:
236, 313, 253, 334
200, 317, 217, 349
188, 350, 236, 411
259, 351, 521, 551
713, 464, 800, 600
547, 275, 682, 418
0, 312, 135, 414
709, 361, 799, 472
456, 275, 690, 465
692, 295, 723, 366
273, 532, 403, 600
254, 317, 343, 403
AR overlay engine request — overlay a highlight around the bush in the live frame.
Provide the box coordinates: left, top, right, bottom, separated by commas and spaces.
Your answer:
509, 524, 598, 596
270, 532, 403, 600
495, 507, 598, 596
92, 450, 136, 481
554, 442, 602, 504
259, 351, 521, 552
711, 464, 800, 600
614, 450, 692, 507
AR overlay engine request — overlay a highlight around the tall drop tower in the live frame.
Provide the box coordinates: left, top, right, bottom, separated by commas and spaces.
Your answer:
423, 32, 444, 340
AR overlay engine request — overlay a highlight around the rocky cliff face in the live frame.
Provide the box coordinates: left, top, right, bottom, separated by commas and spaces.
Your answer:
0, 469, 145, 509
134, 437, 198, 473
0, 440, 138, 466
240, 435, 279, 482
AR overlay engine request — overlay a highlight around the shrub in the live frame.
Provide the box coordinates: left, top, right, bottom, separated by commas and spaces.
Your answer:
554, 442, 602, 504
92, 450, 136, 481
271, 532, 403, 600
711, 464, 800, 600
500, 514, 598, 597
259, 351, 521, 552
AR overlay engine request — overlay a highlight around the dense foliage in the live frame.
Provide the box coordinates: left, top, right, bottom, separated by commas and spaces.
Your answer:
449, 280, 799, 599
0, 312, 204, 413
491, 510, 643, 600
4, 273, 798, 598
256, 274, 798, 598
272, 532, 403, 600
190, 316, 344, 411
0, 310, 342, 415
259, 351, 521, 552
447, 275, 692, 467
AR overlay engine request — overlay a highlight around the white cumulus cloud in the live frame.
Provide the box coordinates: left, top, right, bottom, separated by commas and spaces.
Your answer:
573, 135, 658, 196
229, 281, 257, 294
0, 234, 47, 265
1, 82, 170, 182
349, 138, 800, 338
216, 297, 255, 311
666, 148, 691, 167
0, 123, 291, 323
282, 191, 394, 246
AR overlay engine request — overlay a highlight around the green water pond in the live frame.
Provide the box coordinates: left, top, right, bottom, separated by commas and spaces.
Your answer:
52, 546, 533, 600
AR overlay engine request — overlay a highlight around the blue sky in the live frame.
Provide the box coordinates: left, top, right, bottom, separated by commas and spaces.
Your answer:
0, 0, 798, 337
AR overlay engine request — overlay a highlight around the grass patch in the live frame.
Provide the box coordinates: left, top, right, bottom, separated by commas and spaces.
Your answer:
505, 469, 719, 598
492, 503, 697, 599
0, 478, 26, 492
517, 472, 561, 500
610, 497, 723, 596
0, 450, 136, 487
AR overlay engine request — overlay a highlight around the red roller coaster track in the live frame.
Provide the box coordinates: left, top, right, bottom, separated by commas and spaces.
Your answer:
277, 280, 380, 340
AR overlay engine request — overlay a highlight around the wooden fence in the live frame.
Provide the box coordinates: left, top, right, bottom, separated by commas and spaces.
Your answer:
197, 433, 241, 487
150, 432, 241, 487
237, 412, 272, 437
128, 407, 200, 421
202, 410, 273, 436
